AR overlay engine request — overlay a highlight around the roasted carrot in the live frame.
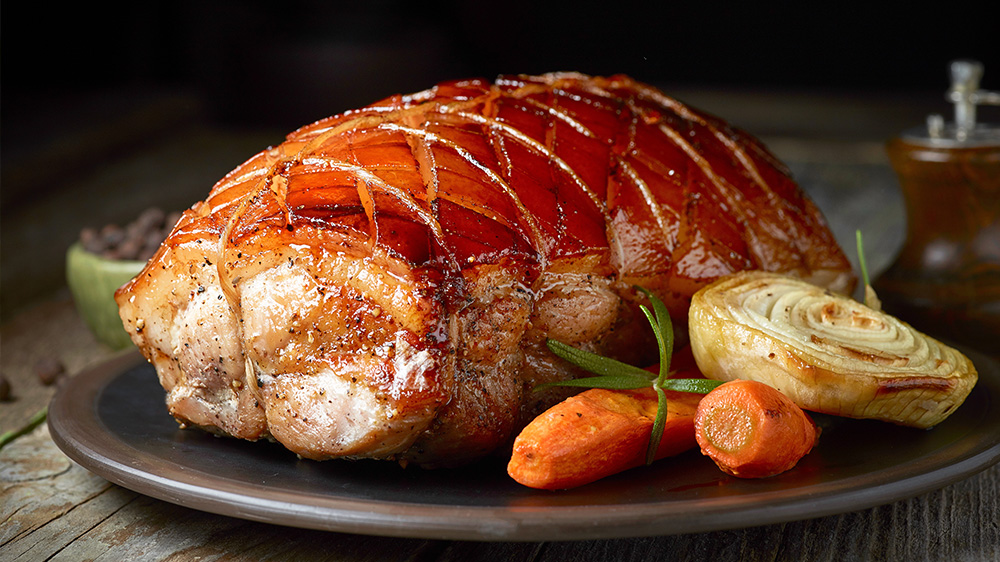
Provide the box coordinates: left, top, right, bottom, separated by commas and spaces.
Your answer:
507, 387, 702, 490
694, 379, 819, 478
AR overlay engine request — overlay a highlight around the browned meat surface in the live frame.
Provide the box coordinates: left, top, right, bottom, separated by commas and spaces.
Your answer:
116, 73, 854, 467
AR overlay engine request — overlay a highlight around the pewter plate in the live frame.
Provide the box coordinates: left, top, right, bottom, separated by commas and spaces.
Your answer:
48, 349, 1000, 541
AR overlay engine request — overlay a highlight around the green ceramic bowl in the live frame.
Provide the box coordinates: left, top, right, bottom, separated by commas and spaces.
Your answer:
66, 242, 146, 349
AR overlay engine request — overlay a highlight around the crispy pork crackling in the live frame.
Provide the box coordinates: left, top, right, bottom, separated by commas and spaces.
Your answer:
116, 73, 854, 467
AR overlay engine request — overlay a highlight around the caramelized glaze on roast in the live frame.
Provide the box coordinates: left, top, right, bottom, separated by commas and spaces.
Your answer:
116, 73, 853, 467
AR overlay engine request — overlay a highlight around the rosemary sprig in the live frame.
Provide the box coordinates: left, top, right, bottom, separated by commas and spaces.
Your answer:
538, 287, 722, 465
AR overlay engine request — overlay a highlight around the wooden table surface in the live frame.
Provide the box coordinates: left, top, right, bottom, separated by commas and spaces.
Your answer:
2, 90, 998, 561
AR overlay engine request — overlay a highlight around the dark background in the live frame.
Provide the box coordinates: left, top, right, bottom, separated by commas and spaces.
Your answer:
5, 2, 998, 130
2, 1, 998, 316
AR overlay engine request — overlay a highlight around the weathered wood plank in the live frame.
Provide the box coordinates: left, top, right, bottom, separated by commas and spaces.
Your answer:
517, 464, 1000, 562
46, 495, 437, 562
0, 296, 113, 436
1, 424, 136, 560
2, 424, 441, 562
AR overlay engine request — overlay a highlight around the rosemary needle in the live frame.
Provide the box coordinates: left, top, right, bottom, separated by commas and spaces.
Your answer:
541, 287, 721, 465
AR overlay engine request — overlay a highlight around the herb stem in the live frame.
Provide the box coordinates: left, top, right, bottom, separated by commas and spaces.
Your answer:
648, 385, 668, 464
0, 406, 48, 450
541, 287, 722, 465
856, 229, 870, 289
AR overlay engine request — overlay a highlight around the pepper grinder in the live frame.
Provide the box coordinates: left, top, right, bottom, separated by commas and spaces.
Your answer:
874, 60, 1000, 351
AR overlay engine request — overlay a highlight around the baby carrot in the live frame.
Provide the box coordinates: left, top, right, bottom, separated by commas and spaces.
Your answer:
507, 387, 702, 490
694, 379, 819, 478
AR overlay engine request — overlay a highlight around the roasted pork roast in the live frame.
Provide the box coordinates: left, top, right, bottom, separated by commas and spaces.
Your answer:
116, 73, 854, 467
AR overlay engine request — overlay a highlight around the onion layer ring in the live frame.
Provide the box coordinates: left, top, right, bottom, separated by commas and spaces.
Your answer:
688, 271, 977, 428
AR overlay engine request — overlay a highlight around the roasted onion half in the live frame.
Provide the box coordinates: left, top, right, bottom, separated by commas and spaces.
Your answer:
688, 271, 977, 428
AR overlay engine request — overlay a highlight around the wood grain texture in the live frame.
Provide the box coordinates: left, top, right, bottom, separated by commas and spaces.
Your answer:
0, 298, 106, 436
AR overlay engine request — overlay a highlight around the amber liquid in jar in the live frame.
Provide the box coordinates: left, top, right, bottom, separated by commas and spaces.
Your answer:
874, 137, 1000, 352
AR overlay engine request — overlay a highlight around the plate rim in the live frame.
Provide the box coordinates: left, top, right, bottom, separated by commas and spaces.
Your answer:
48, 349, 1000, 541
